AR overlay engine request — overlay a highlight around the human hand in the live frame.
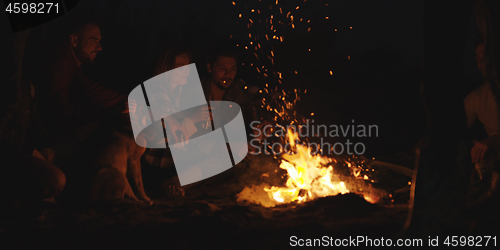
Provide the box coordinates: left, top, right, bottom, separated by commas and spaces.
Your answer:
191, 106, 214, 123
33, 148, 55, 164
32, 149, 46, 161
123, 100, 137, 114
471, 140, 488, 163
164, 117, 189, 146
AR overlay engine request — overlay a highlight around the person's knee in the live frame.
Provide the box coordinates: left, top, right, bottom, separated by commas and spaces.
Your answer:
53, 167, 66, 195
44, 165, 66, 198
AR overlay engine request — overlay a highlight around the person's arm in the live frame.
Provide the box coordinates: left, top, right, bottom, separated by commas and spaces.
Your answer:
464, 93, 478, 130
466, 88, 500, 163
44, 53, 127, 124
146, 90, 191, 145
472, 106, 500, 163
44, 58, 110, 123
81, 73, 127, 113
472, 134, 500, 163
238, 95, 274, 161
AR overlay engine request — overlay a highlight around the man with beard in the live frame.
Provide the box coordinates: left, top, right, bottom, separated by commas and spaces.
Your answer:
37, 18, 150, 203
38, 19, 128, 138
204, 50, 247, 104
202, 49, 267, 162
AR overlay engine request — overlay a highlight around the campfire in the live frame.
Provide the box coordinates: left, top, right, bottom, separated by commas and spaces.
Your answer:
237, 128, 383, 207
237, 91, 385, 207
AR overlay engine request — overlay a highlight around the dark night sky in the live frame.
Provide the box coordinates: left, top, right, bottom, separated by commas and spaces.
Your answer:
65, 0, 427, 77
47, 0, 480, 86
329, 0, 422, 69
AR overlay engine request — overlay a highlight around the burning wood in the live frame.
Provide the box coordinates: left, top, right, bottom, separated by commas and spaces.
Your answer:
237, 127, 384, 207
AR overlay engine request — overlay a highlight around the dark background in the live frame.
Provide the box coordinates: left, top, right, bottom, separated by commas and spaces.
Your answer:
2, 1, 498, 246
14, 0, 485, 158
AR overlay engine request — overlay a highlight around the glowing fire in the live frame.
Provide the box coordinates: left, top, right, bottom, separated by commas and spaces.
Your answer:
237, 129, 380, 207
264, 129, 349, 204
235, 68, 382, 207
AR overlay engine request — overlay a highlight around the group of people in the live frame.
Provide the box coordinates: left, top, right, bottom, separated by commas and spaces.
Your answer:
0, 18, 265, 205
1, 14, 499, 207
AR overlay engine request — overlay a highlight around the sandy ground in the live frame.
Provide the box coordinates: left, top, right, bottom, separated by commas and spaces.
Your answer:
0, 155, 411, 249
0, 154, 497, 249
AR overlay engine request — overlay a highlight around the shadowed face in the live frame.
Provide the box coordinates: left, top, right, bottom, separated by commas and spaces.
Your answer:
170, 54, 191, 87
71, 24, 102, 65
208, 56, 237, 90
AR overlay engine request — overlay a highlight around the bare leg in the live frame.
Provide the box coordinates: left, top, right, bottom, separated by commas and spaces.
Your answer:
35, 158, 67, 199
0, 154, 66, 201
127, 135, 152, 203
89, 167, 137, 202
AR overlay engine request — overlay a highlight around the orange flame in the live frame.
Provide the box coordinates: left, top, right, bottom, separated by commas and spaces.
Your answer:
237, 127, 381, 207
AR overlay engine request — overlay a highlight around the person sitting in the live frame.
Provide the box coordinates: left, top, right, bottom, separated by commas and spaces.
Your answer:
0, 28, 65, 207
464, 40, 500, 204
35, 18, 150, 203
202, 47, 269, 158
464, 41, 500, 164
37, 19, 128, 143
140, 48, 203, 196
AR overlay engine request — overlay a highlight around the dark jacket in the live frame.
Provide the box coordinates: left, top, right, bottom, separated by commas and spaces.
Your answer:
37, 45, 126, 137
